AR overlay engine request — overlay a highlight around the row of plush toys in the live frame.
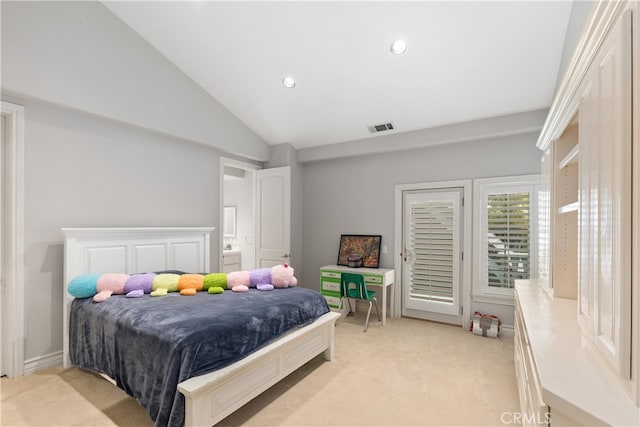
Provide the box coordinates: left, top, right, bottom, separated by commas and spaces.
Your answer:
68, 263, 298, 303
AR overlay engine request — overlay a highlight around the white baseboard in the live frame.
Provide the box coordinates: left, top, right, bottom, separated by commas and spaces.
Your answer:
500, 324, 515, 337
23, 351, 63, 375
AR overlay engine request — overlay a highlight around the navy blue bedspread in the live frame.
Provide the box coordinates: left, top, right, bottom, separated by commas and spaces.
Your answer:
69, 287, 329, 427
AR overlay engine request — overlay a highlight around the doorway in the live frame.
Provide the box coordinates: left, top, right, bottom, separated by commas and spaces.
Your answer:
394, 180, 471, 327
220, 157, 259, 272
1, 101, 25, 378
219, 159, 292, 272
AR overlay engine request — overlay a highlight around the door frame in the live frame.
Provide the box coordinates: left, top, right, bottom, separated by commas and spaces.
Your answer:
394, 179, 472, 328
219, 157, 260, 272
1, 101, 25, 378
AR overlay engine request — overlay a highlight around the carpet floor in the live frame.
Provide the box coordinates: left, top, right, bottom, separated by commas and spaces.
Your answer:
1, 315, 519, 426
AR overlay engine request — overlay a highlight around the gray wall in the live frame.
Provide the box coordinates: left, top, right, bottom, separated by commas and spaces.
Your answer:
1, 1, 271, 362
301, 130, 542, 328
10, 95, 222, 361
1, 1, 269, 161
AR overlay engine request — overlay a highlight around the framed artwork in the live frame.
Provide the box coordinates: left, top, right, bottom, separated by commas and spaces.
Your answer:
337, 234, 382, 268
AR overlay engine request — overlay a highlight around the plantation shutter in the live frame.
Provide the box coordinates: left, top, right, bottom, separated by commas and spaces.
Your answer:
486, 192, 530, 288
409, 200, 455, 303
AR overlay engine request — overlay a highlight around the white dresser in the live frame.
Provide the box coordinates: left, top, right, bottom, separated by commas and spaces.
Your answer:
515, 280, 639, 426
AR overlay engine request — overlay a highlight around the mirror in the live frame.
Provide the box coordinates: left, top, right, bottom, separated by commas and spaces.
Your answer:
223, 206, 236, 238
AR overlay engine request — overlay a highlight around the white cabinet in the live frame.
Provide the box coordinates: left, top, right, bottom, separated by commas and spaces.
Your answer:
514, 298, 549, 426
530, 0, 639, 415
222, 251, 241, 273
577, 10, 633, 379
515, 281, 639, 426
537, 147, 552, 285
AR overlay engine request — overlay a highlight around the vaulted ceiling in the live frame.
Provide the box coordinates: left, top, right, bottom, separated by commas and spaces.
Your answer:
105, 1, 574, 149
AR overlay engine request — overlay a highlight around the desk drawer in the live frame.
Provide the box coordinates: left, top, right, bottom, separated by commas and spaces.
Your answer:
322, 281, 340, 293
323, 294, 341, 308
364, 275, 383, 285
321, 271, 341, 279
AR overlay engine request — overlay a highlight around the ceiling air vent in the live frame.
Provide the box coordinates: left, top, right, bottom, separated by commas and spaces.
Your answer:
369, 122, 395, 133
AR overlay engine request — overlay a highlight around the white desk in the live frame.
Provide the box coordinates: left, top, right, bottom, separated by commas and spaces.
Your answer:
320, 264, 395, 326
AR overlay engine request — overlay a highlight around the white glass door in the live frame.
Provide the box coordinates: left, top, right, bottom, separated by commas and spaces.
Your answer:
402, 188, 463, 324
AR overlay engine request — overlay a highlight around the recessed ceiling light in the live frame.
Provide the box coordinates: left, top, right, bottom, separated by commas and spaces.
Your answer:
282, 77, 296, 88
391, 40, 407, 55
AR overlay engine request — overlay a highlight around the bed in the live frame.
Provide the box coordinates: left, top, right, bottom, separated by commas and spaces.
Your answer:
62, 227, 340, 427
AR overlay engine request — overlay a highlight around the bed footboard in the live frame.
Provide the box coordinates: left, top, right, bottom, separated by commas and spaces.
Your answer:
178, 311, 339, 427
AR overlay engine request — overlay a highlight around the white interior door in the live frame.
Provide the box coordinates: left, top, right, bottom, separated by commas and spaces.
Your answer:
402, 188, 463, 325
255, 167, 291, 268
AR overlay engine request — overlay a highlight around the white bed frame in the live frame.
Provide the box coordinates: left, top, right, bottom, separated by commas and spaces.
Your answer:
62, 227, 339, 427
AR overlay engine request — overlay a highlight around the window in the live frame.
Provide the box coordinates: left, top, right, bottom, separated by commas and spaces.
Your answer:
473, 175, 540, 301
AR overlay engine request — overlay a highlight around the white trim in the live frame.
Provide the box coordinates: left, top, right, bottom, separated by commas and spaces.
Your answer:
23, 351, 63, 375
219, 157, 260, 271
394, 179, 472, 328
472, 174, 540, 301
537, 1, 627, 150
633, 0, 640, 405
500, 324, 515, 337
1, 101, 25, 378
471, 293, 515, 307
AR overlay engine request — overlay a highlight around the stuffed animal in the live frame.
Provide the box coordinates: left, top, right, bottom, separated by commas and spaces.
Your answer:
67, 272, 156, 302
270, 263, 298, 288
250, 268, 275, 291
226, 264, 298, 292
123, 272, 155, 298
67, 264, 298, 300
203, 273, 226, 294
227, 270, 251, 292
150, 273, 180, 297
94, 273, 128, 302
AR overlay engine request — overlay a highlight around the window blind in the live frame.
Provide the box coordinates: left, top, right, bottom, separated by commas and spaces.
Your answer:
410, 201, 455, 303
486, 192, 530, 288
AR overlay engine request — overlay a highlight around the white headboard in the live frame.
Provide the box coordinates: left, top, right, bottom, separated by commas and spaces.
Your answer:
62, 227, 214, 368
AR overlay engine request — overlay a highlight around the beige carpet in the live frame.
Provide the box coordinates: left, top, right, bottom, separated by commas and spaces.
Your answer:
1, 316, 519, 426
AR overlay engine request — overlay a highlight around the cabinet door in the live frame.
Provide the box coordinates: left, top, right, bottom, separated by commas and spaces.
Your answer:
538, 147, 553, 286
578, 78, 595, 334
584, 11, 632, 379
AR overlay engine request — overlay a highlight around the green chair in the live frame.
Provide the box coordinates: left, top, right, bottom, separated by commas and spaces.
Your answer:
340, 272, 380, 332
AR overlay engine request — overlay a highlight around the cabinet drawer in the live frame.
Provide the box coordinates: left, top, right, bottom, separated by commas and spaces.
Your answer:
364, 275, 383, 284
515, 299, 548, 426
515, 301, 529, 345
323, 295, 341, 308
322, 280, 340, 293
321, 271, 341, 279
223, 254, 240, 265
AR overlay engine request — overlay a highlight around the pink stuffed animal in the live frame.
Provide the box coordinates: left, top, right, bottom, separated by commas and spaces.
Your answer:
93, 273, 128, 302
271, 263, 298, 288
